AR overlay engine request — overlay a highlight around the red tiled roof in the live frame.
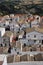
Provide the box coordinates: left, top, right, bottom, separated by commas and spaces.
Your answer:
26, 17, 35, 22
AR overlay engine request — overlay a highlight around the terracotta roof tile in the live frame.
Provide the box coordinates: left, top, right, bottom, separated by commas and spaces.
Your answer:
26, 27, 43, 33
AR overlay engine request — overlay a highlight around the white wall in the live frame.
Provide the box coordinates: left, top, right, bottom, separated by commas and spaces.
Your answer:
0, 27, 5, 37
0, 28, 5, 44
10, 22, 20, 32
19, 39, 28, 45
26, 31, 43, 40
18, 31, 43, 45
19, 39, 40, 45
31, 20, 39, 27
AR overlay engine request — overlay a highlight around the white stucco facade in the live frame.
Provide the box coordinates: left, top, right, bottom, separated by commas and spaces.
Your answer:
0, 27, 5, 37
18, 31, 43, 46
0, 27, 5, 44
26, 31, 43, 40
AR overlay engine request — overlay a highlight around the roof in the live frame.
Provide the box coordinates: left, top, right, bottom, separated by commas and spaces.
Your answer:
3, 31, 13, 37
26, 28, 34, 33
15, 14, 27, 16
27, 15, 41, 22
3, 15, 9, 18
17, 31, 24, 37
26, 27, 43, 34
28, 17, 35, 22
18, 20, 25, 25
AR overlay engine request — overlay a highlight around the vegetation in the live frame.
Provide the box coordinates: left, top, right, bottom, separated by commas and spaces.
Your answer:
0, 1, 43, 16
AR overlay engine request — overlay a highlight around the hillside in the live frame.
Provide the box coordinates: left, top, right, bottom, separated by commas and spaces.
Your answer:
0, 1, 43, 16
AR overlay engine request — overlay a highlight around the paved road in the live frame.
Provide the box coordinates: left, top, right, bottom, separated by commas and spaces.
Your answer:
8, 61, 43, 65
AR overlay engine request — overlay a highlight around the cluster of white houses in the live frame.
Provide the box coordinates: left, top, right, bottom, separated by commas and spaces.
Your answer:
0, 14, 43, 65
0, 14, 43, 51
0, 14, 42, 31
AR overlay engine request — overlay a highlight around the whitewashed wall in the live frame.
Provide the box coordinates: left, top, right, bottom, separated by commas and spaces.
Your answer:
0, 28, 5, 37
26, 31, 43, 40
18, 31, 43, 45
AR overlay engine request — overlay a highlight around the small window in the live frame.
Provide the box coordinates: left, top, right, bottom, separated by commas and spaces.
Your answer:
3, 24, 5, 26
0, 44, 3, 47
3, 39, 5, 41
34, 35, 36, 38
28, 40, 29, 42
28, 35, 30, 37
34, 40, 36, 43
17, 52, 19, 54
23, 43, 26, 47
5, 43, 7, 47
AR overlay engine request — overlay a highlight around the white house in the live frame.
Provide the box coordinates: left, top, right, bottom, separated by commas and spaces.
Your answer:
26, 27, 43, 45
31, 19, 39, 28
10, 22, 20, 33
26, 15, 41, 28
10, 14, 14, 19
2, 31, 13, 46
20, 22, 30, 30
0, 15, 10, 27
14, 15, 19, 22
17, 27, 43, 51
0, 27, 5, 45
0, 27, 5, 37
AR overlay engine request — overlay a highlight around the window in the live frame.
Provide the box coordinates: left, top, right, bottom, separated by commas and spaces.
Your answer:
34, 40, 36, 43
23, 43, 26, 47
28, 35, 29, 37
17, 52, 19, 54
34, 35, 36, 38
0, 44, 3, 47
23, 35, 26, 38
3, 39, 5, 41
28, 40, 29, 42
3, 24, 5, 26
42, 40, 43, 44
5, 43, 7, 47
